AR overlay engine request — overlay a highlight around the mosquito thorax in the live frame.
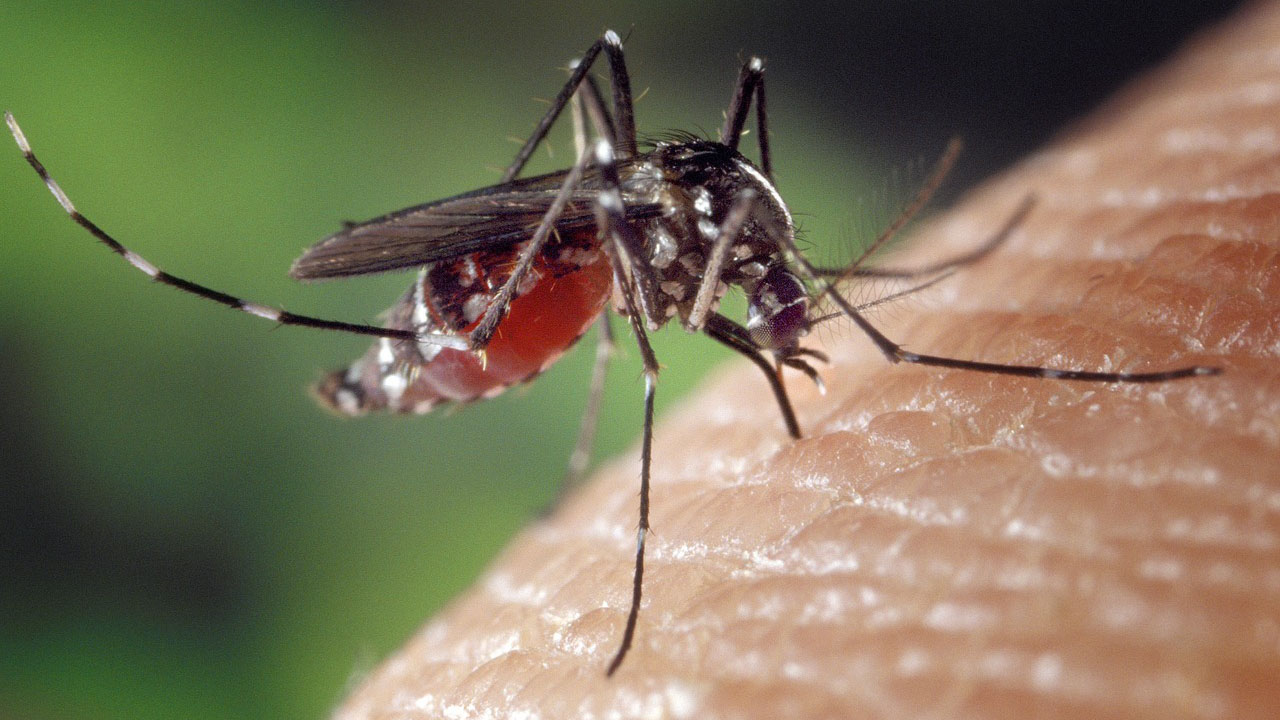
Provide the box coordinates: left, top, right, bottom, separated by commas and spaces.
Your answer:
631, 139, 804, 329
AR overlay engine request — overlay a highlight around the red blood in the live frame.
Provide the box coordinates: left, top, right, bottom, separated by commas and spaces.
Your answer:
414, 246, 613, 402
315, 230, 614, 415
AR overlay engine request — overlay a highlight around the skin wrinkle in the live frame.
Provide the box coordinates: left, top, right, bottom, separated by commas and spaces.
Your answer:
334, 4, 1280, 719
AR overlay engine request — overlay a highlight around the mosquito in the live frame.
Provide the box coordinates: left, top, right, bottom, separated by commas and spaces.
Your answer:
7, 30, 1220, 676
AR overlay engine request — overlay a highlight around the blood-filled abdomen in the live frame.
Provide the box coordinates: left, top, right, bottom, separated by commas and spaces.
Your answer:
315, 230, 612, 415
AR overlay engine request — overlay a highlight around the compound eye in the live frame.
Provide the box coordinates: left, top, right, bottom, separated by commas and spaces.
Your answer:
747, 266, 809, 350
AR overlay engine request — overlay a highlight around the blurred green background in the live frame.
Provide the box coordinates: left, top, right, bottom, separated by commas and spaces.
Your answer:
0, 2, 1242, 718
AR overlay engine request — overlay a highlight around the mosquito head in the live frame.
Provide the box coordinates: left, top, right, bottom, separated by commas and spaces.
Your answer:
746, 264, 810, 353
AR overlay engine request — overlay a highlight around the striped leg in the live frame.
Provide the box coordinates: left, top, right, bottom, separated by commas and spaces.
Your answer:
6, 112, 419, 345
779, 217, 1221, 383
599, 259, 660, 679
502, 29, 637, 183
685, 188, 758, 332
469, 30, 639, 351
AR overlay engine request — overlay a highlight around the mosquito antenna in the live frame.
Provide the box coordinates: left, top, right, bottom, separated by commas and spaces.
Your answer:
808, 269, 960, 327
839, 138, 963, 280
818, 193, 1036, 281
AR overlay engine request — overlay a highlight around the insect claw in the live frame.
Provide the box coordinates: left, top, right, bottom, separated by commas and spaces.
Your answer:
781, 354, 826, 394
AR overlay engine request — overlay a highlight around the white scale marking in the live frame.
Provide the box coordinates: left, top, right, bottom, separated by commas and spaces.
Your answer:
599, 190, 623, 211
6, 112, 32, 153
412, 271, 431, 328
693, 187, 712, 215
594, 139, 614, 164
411, 270, 447, 361
417, 341, 443, 363
734, 159, 793, 230
381, 371, 407, 403
48, 180, 76, 214
242, 302, 281, 321
650, 227, 677, 268
463, 293, 491, 324
8, 114, 77, 215
417, 332, 470, 351
458, 257, 478, 287
377, 337, 396, 368
123, 250, 160, 278
333, 388, 360, 415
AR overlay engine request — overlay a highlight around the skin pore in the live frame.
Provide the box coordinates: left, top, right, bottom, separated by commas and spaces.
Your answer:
334, 5, 1279, 718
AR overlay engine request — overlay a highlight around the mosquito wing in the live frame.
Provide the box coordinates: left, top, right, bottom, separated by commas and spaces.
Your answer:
289, 165, 662, 280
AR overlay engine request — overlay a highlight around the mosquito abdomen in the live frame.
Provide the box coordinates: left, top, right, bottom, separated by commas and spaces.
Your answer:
316, 233, 613, 415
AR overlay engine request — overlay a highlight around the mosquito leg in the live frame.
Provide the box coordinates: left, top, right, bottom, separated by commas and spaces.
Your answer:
468, 138, 595, 351
489, 31, 642, 344
606, 368, 654, 677
503, 38, 604, 182
592, 140, 662, 328
707, 263, 1024, 441
570, 66, 617, 156
584, 132, 673, 671
604, 262, 659, 678
570, 74, 589, 161
703, 314, 803, 439
781, 226, 1222, 382
753, 63, 772, 180
599, 31, 637, 158
563, 313, 615, 490
719, 57, 773, 179
477, 37, 640, 350
686, 189, 757, 332
720, 57, 759, 148
504, 30, 635, 183
592, 129, 663, 675
6, 112, 424, 344
815, 195, 1036, 281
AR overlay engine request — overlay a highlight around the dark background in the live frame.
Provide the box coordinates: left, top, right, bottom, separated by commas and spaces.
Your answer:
0, 2, 1244, 718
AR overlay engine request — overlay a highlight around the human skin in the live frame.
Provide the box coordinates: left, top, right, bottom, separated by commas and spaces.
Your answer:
333, 4, 1280, 719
